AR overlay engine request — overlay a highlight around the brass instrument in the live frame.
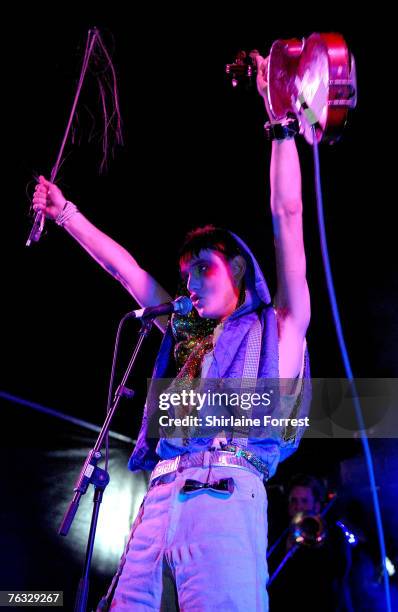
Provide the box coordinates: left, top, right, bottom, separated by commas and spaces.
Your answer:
267, 495, 337, 586
290, 511, 327, 547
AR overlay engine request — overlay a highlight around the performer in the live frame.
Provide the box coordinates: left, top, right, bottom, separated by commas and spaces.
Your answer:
33, 54, 311, 611
268, 474, 353, 611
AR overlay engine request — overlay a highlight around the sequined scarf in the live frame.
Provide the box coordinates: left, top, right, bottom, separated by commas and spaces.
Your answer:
172, 309, 219, 380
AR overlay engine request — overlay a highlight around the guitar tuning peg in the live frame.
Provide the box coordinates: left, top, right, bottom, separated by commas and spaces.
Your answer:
225, 49, 259, 88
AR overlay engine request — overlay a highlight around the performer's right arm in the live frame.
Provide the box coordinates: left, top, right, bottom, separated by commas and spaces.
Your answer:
33, 176, 172, 332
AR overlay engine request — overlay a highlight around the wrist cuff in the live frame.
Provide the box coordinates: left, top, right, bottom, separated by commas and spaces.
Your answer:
264, 117, 300, 141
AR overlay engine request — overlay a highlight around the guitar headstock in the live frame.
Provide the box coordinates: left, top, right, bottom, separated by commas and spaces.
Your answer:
225, 50, 259, 88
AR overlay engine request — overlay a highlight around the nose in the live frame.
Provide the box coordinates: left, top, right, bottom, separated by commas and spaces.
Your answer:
187, 272, 200, 293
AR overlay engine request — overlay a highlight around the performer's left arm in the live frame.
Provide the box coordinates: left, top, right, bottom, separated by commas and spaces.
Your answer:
256, 54, 310, 378
270, 138, 311, 378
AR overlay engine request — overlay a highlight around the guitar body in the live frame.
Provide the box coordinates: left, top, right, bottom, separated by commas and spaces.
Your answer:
268, 33, 357, 144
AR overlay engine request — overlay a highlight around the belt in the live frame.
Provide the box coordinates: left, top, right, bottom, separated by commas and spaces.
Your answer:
149, 446, 269, 486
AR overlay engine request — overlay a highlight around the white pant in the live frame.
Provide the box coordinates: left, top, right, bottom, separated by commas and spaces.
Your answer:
98, 463, 269, 611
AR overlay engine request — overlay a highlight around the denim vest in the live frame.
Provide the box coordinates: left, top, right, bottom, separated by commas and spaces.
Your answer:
128, 233, 311, 478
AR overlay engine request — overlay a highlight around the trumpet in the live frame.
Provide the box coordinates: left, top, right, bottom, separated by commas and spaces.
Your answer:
267, 495, 337, 586
290, 511, 327, 548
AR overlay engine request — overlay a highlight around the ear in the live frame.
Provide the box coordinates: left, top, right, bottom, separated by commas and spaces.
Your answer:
230, 255, 247, 285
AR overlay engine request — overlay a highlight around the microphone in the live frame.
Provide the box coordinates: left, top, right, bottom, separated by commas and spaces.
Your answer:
127, 296, 192, 320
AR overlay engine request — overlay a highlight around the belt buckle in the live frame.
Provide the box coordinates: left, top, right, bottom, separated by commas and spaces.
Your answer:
214, 452, 231, 467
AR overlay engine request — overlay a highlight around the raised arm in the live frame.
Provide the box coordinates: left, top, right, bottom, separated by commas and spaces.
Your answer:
33, 176, 172, 332
256, 56, 310, 378
270, 138, 310, 332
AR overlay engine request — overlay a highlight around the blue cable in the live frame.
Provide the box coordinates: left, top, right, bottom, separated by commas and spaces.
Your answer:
311, 127, 391, 612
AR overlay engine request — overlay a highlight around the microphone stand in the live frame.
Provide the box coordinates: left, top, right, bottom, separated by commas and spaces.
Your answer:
58, 317, 154, 612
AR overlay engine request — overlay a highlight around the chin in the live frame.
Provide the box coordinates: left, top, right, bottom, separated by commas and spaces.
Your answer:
197, 308, 219, 320
194, 301, 223, 319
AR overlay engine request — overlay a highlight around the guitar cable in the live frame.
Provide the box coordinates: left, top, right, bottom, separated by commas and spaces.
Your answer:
311, 126, 392, 612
